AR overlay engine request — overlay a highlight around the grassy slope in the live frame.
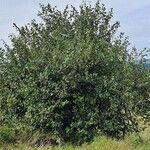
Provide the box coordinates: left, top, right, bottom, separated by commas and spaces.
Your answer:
1, 127, 150, 150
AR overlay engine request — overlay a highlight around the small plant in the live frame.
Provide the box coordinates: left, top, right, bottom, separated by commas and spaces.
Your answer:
0, 125, 16, 144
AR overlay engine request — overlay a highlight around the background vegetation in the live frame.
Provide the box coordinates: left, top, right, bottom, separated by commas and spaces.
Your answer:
0, 0, 150, 148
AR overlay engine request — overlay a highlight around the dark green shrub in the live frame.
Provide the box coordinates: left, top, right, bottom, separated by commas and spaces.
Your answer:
0, 0, 149, 144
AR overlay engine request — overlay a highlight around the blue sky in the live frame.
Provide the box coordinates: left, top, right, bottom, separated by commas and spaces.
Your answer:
0, 0, 150, 50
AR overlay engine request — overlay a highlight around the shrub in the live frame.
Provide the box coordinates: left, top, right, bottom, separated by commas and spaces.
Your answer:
0, 0, 149, 144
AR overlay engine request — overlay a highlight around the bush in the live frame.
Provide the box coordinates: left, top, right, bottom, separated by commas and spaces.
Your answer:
0, 0, 149, 144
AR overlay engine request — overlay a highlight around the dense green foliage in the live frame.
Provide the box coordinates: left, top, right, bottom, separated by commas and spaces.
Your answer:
0, 1, 150, 144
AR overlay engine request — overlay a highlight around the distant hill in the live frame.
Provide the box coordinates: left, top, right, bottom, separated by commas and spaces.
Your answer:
136, 59, 150, 68
144, 63, 150, 68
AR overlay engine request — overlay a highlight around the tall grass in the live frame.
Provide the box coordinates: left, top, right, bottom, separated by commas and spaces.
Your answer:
0, 128, 150, 150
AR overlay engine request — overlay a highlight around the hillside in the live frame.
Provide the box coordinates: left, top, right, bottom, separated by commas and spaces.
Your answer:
135, 59, 150, 68
144, 59, 150, 68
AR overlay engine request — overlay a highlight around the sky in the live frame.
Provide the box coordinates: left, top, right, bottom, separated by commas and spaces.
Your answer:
0, 0, 150, 51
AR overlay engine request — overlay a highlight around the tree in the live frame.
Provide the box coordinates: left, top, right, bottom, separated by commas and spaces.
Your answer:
0, 0, 149, 144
